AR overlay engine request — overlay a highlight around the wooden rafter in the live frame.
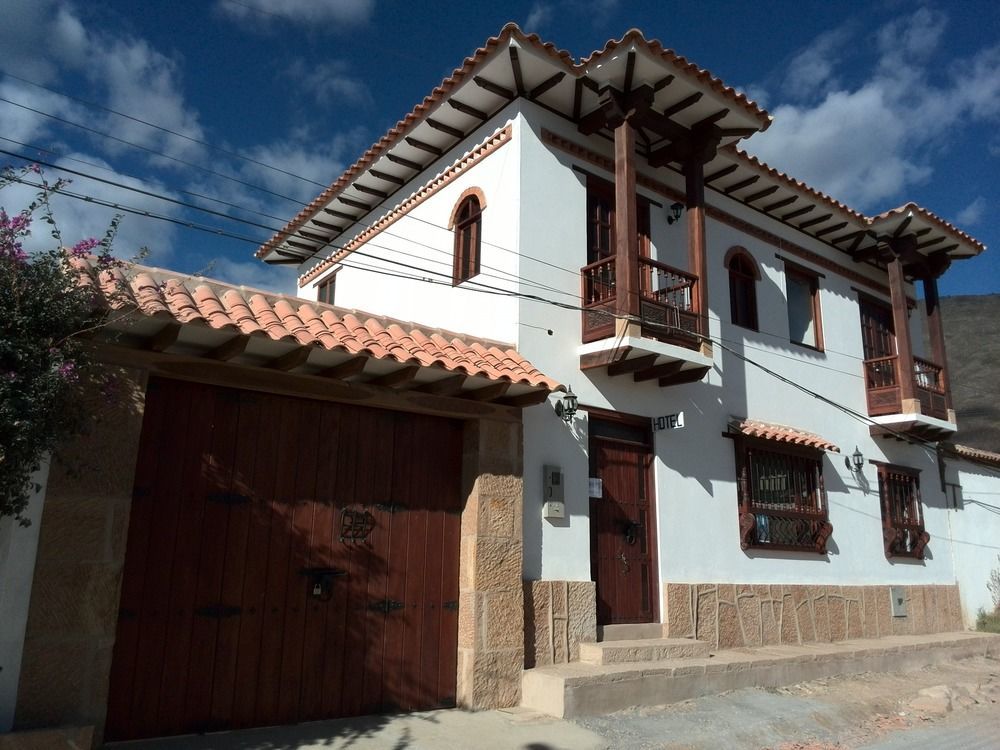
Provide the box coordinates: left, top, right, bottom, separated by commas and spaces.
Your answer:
426, 118, 464, 139
316, 356, 367, 379
634, 361, 684, 382
724, 175, 760, 194
782, 205, 814, 220
831, 229, 864, 244
763, 196, 797, 212
743, 185, 779, 203
653, 74, 675, 91
693, 108, 729, 129
206, 334, 250, 361
607, 354, 658, 377
814, 221, 848, 238
502, 390, 551, 407
465, 381, 511, 401
324, 207, 359, 221
268, 346, 312, 372
659, 365, 709, 387
705, 164, 739, 183
312, 218, 343, 232
353, 183, 388, 199
892, 215, 913, 237
416, 373, 467, 396
917, 236, 946, 250
448, 98, 489, 120
298, 228, 331, 243
529, 71, 566, 100
147, 322, 181, 353
404, 136, 443, 156
385, 152, 424, 171
572, 77, 584, 120
337, 196, 373, 211
473, 75, 514, 99
369, 169, 405, 186
368, 365, 419, 388
799, 213, 833, 230
662, 92, 703, 117
623, 51, 636, 93
286, 239, 315, 251
509, 47, 526, 96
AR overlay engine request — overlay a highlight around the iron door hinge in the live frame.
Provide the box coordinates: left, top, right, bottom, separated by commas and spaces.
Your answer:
442, 600, 459, 611
368, 599, 405, 614
374, 501, 406, 514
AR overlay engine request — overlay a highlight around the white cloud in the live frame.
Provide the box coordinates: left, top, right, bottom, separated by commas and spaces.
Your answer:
956, 197, 987, 226
744, 10, 1000, 211
782, 27, 852, 101
217, 0, 374, 27
204, 257, 298, 295
525, 3, 553, 30
288, 60, 372, 108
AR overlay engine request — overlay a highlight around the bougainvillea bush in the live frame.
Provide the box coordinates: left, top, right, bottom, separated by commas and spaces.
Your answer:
0, 166, 124, 523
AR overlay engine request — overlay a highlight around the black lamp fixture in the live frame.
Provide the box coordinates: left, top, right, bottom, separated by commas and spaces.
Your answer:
666, 202, 684, 225
845, 446, 864, 473
554, 386, 578, 422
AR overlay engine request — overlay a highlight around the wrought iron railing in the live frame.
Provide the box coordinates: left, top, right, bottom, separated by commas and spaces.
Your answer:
739, 504, 833, 554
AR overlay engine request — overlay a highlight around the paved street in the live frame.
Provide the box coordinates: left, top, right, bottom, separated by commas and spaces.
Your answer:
107, 656, 998, 750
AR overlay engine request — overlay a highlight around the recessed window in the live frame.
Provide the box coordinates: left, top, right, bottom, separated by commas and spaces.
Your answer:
725, 248, 759, 331
733, 438, 832, 554
786, 267, 823, 349
876, 464, 929, 559
317, 273, 336, 305
452, 194, 482, 285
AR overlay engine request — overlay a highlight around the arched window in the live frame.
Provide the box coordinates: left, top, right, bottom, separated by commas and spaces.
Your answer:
451, 192, 483, 285
726, 247, 759, 331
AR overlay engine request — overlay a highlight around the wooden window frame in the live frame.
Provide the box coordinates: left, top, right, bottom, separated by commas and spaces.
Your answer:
316, 271, 337, 305
784, 263, 824, 351
451, 194, 483, 285
874, 462, 929, 559
731, 436, 833, 554
725, 247, 759, 332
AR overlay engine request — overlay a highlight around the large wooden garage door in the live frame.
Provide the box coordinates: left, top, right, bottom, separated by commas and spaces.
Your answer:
105, 377, 463, 741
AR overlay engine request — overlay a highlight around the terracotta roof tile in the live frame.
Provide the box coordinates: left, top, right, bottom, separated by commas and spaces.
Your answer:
869, 202, 986, 254
732, 418, 840, 453
946, 444, 1000, 467
77, 258, 559, 393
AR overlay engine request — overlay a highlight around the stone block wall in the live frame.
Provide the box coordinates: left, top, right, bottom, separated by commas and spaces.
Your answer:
14, 367, 147, 737
523, 580, 597, 668
664, 582, 964, 650
457, 419, 526, 709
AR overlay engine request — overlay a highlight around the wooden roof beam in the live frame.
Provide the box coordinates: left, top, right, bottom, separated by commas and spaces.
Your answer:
206, 334, 250, 361
297, 229, 332, 243
529, 71, 566, 100
448, 98, 489, 121
146, 321, 181, 353
662, 92, 703, 117
724, 175, 760, 194
404, 136, 443, 156
814, 221, 849, 238
426, 118, 464, 139
268, 345, 312, 372
743, 185, 779, 203
634, 361, 684, 382
692, 108, 729, 130
368, 364, 419, 389
465, 381, 511, 401
799, 213, 834, 230
763, 196, 797, 212
607, 354, 658, 377
316, 356, 367, 379
623, 51, 636, 93
312, 218, 344, 232
385, 152, 424, 171
369, 169, 406, 186
324, 207, 360, 222
509, 47, 526, 96
705, 163, 739, 183
473, 75, 514, 100
337, 196, 373, 211
653, 74, 675, 91
502, 390, 552, 407
782, 205, 815, 221
415, 373, 467, 396
353, 183, 388, 199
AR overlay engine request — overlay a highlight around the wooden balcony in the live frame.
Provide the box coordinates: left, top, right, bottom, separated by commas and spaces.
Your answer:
579, 257, 712, 387
581, 256, 703, 347
864, 354, 955, 439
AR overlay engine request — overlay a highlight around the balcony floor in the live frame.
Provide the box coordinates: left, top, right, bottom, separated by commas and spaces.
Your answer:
579, 335, 713, 387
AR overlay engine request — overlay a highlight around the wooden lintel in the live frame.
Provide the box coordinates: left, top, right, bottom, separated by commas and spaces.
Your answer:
580, 346, 633, 371
448, 98, 489, 120
653, 74, 675, 91
464, 381, 511, 402
634, 360, 684, 382
704, 163, 739, 183
763, 196, 797, 212
312, 218, 344, 232
502, 389, 552, 407
206, 334, 250, 361
404, 136, 443, 156
607, 353, 658, 377
662, 92, 703, 117
337, 196, 373, 211
814, 221, 848, 238
385, 152, 424, 171
782, 205, 815, 221
799, 213, 834, 230
623, 52, 636, 93
692, 108, 729, 130
416, 372, 467, 396
473, 75, 514, 100
316, 356, 368, 379
724, 175, 760, 194
267, 346, 312, 372
529, 71, 566, 100
426, 118, 464, 139
369, 169, 405, 186
509, 47, 526, 96
659, 365, 709, 387
368, 364, 419, 389
324, 207, 360, 221
743, 185, 779, 203
147, 322, 181, 353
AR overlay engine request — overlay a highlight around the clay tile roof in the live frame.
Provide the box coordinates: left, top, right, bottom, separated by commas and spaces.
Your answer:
731, 418, 840, 453
868, 202, 987, 254
946, 444, 1000, 467
75, 258, 560, 393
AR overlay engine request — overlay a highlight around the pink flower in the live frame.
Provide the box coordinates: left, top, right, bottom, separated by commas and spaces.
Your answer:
57, 361, 77, 381
70, 238, 100, 257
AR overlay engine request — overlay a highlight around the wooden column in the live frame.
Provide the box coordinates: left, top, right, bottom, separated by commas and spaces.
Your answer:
685, 155, 708, 338
886, 257, 917, 405
922, 275, 953, 410
614, 120, 640, 321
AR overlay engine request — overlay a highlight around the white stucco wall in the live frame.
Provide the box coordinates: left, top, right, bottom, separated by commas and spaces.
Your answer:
0, 461, 49, 731
944, 457, 1000, 624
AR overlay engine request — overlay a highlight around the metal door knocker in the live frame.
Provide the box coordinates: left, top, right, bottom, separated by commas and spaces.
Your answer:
623, 520, 641, 546
339, 507, 376, 544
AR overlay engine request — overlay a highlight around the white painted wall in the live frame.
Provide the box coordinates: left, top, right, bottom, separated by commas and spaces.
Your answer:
0, 461, 49, 731
945, 457, 1000, 624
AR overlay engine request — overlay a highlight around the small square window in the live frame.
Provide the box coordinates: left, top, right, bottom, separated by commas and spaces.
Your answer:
316, 274, 336, 305
786, 268, 822, 349
877, 464, 929, 559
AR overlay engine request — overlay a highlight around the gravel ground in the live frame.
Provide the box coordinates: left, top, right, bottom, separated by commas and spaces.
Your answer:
572, 656, 1000, 750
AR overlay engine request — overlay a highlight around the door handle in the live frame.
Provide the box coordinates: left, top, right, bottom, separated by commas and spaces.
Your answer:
618, 551, 630, 575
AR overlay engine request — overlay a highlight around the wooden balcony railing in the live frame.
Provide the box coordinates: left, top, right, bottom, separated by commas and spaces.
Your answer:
581, 256, 702, 347
863, 354, 949, 420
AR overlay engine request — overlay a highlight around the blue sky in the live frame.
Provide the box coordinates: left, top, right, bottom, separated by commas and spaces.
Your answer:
1, 0, 998, 296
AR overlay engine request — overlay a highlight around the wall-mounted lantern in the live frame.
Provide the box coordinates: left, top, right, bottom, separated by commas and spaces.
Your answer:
554, 386, 578, 423
666, 202, 685, 225
845, 446, 864, 473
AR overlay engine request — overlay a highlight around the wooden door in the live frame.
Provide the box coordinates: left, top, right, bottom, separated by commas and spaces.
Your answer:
589, 419, 657, 625
106, 378, 463, 741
